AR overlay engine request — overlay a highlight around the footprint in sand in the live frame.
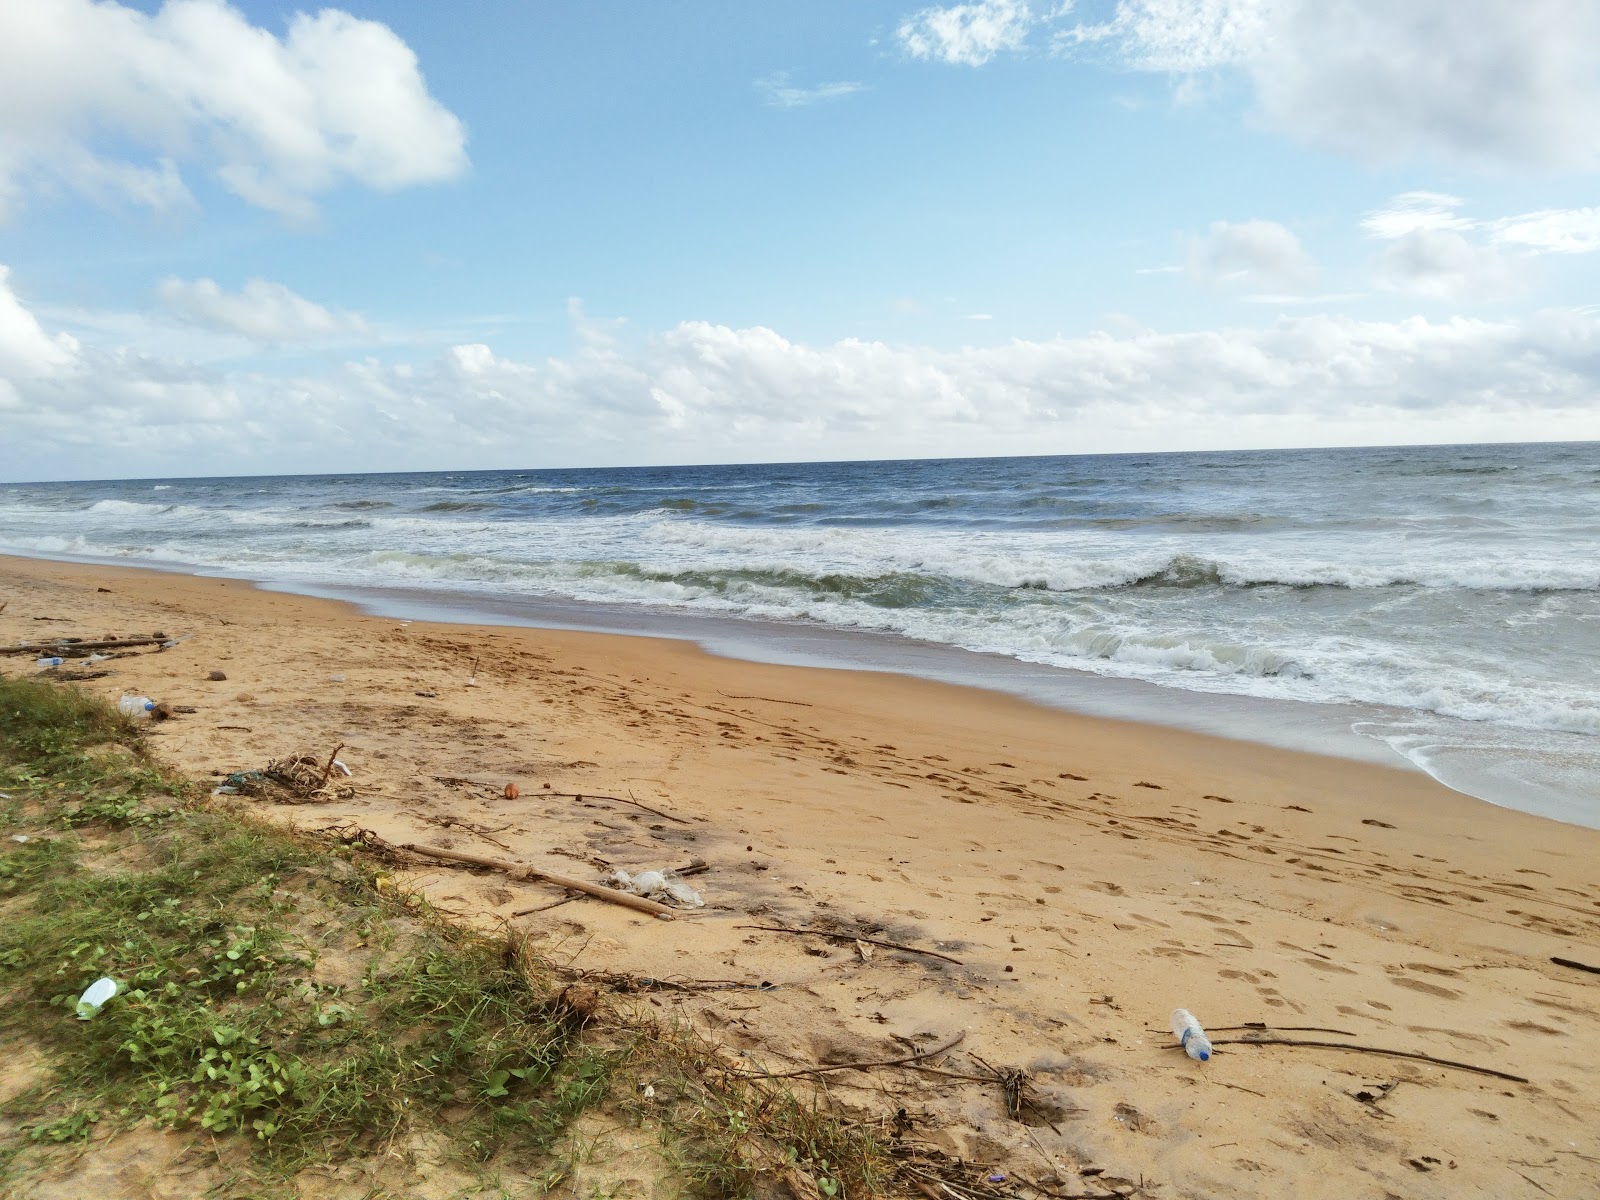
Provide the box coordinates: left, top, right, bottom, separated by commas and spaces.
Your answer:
1389, 976, 1462, 1000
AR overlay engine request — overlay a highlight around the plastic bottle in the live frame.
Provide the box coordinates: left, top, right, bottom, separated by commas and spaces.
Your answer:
1170, 1008, 1212, 1061
35, 656, 64, 669
117, 695, 156, 718
76, 977, 119, 1020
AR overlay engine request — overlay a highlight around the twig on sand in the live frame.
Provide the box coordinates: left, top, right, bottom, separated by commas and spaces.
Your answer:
539, 790, 691, 825
1552, 956, 1600, 976
717, 691, 813, 707
737, 924, 963, 965
318, 743, 345, 790
1146, 1023, 1357, 1037
1209, 1036, 1528, 1083
725, 1030, 966, 1080
401, 842, 677, 919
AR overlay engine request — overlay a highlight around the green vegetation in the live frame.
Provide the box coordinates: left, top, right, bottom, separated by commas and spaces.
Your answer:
0, 676, 621, 1194
0, 674, 893, 1198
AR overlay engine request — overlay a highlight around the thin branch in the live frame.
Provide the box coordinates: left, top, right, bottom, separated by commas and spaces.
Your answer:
1210, 1037, 1528, 1083
737, 924, 964, 965
543, 790, 691, 825
717, 691, 813, 707
726, 1030, 966, 1080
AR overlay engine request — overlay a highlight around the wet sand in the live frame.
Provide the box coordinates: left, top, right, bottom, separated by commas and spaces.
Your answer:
4, 553, 1598, 1199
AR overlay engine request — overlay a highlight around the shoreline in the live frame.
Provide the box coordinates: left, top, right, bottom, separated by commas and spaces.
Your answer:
4, 552, 1600, 1197
11, 544, 1595, 829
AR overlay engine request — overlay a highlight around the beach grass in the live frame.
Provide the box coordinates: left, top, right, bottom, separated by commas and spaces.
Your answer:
0, 674, 891, 1198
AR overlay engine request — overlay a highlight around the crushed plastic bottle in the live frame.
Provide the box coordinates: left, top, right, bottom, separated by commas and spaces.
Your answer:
117, 695, 156, 718
1170, 1008, 1212, 1061
76, 977, 119, 1020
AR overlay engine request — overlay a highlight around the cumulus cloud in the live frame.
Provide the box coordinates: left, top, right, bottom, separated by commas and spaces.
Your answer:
1065, 0, 1600, 171
1374, 231, 1526, 302
0, 0, 467, 220
755, 73, 865, 108
1185, 219, 1318, 293
4, 265, 1600, 476
1360, 192, 1600, 299
897, 0, 1039, 66
157, 277, 368, 343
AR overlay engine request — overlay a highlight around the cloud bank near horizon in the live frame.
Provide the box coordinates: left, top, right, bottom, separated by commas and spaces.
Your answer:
2, 265, 1596, 479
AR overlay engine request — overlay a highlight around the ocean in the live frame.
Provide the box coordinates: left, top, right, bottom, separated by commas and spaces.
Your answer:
2, 441, 1596, 826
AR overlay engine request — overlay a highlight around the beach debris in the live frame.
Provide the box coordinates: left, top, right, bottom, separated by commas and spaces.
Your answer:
607, 867, 704, 908
35, 656, 64, 670
328, 674, 346, 683
207, 670, 227, 681
117, 695, 156, 719
2, 633, 183, 658
1552, 956, 1600, 976
75, 977, 119, 1020
987, 1172, 1008, 1184
1206, 1034, 1528, 1083
504, 782, 520, 799
465, 657, 480, 687
402, 842, 678, 919
736, 923, 964, 965
213, 744, 355, 802
1171, 1009, 1212, 1061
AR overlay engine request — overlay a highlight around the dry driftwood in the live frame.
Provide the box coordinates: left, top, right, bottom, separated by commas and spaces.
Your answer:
1552, 956, 1600, 976
0, 634, 173, 657
401, 842, 677, 919
1211, 1036, 1528, 1083
737, 924, 964, 965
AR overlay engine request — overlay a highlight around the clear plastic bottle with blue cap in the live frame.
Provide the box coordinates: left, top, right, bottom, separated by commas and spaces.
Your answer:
1171, 1008, 1212, 1061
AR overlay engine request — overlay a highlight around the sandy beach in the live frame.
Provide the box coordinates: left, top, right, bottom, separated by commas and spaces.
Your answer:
3, 552, 1598, 1199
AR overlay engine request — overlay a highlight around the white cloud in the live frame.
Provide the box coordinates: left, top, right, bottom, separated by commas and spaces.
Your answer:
755, 73, 865, 108
1360, 193, 1476, 241
1490, 208, 1600, 255
157, 277, 368, 343
897, 0, 1038, 66
1067, 0, 1600, 171
4, 266, 1600, 476
1185, 219, 1318, 293
0, 0, 467, 221
1375, 230, 1526, 302
1361, 193, 1600, 298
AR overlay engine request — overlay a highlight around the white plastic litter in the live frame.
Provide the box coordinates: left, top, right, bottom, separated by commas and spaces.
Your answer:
117, 695, 155, 718
76, 977, 119, 1020
331, 759, 352, 777
607, 868, 704, 908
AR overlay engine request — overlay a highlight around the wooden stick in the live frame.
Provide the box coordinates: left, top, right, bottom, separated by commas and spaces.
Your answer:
727, 1030, 967, 1080
737, 924, 963, 965
1552, 956, 1600, 976
401, 842, 676, 919
318, 742, 345, 790
717, 691, 813, 707
0, 635, 172, 656
1209, 1036, 1528, 1083
540, 791, 690, 825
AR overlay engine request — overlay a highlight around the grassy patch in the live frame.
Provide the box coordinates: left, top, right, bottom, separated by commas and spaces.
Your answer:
0, 675, 623, 1192
0, 673, 894, 1198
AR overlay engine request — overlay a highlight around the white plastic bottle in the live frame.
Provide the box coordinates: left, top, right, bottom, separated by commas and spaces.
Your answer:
35, 656, 64, 669
117, 695, 155, 719
1171, 1008, 1212, 1061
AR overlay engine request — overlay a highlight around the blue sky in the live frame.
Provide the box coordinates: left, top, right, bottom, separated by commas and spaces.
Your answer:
2, 0, 1599, 479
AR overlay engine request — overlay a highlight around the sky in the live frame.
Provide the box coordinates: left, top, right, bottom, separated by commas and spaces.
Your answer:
1, 0, 1599, 480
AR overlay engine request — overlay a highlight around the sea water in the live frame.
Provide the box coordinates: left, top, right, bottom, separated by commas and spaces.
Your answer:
2, 442, 1595, 825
